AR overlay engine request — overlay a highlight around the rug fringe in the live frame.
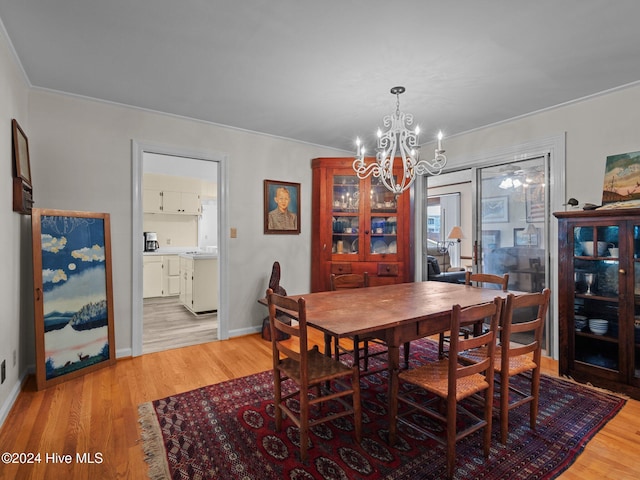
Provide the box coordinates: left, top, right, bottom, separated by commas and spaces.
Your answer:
138, 402, 170, 480
556, 374, 630, 400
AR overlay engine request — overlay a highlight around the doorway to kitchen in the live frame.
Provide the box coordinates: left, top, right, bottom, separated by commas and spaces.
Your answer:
131, 141, 228, 357
142, 152, 219, 353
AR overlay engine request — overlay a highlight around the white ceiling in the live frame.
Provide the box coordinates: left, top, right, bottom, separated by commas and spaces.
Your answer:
1, 1, 640, 153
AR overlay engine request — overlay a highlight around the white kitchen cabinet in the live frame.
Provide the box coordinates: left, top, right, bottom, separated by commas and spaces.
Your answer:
143, 256, 163, 298
163, 255, 181, 296
143, 173, 202, 215
144, 254, 181, 298
179, 256, 190, 305
162, 190, 201, 214
179, 254, 218, 314
143, 189, 163, 213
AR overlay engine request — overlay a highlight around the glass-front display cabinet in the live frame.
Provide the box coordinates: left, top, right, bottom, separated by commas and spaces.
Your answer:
311, 158, 412, 292
554, 208, 640, 399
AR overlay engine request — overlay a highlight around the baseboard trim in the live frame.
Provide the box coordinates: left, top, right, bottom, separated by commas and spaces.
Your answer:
0, 368, 29, 430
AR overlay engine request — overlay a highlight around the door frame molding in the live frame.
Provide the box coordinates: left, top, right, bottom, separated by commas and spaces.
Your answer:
131, 140, 230, 357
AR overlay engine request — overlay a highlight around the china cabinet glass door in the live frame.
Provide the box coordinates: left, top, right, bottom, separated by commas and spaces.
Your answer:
330, 173, 400, 261
331, 174, 360, 257
572, 223, 620, 372
367, 176, 398, 259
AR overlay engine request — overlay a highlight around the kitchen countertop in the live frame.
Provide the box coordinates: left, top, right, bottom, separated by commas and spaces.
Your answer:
178, 252, 217, 260
143, 247, 217, 258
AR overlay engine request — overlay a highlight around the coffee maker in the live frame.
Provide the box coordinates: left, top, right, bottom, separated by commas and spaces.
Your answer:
144, 232, 159, 252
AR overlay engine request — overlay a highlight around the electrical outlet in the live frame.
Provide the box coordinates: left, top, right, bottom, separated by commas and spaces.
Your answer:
1, 360, 5, 384
166, 238, 172, 245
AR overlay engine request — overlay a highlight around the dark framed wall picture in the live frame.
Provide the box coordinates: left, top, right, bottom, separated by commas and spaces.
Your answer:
12, 118, 32, 188
264, 179, 300, 234
514, 227, 538, 247
12, 118, 34, 214
31, 209, 116, 390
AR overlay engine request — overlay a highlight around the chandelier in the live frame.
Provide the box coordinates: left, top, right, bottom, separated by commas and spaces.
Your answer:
352, 86, 447, 195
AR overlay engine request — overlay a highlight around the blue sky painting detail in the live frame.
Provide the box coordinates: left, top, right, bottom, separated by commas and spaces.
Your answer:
40, 215, 110, 380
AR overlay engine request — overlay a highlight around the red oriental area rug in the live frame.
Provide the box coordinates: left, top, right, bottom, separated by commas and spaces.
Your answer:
138, 338, 625, 479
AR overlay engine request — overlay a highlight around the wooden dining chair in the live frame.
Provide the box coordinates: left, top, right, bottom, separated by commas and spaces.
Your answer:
266, 288, 362, 463
330, 273, 410, 373
438, 272, 509, 357
460, 288, 550, 443
396, 297, 503, 479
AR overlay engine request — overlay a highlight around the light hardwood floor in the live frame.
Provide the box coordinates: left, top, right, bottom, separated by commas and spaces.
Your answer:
143, 296, 217, 354
0, 331, 638, 479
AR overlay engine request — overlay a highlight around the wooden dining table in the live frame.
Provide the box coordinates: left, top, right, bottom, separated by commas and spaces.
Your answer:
262, 280, 517, 443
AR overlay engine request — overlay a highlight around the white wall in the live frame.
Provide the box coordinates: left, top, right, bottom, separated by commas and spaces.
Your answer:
444, 84, 640, 204
0, 25, 31, 426
26, 89, 345, 357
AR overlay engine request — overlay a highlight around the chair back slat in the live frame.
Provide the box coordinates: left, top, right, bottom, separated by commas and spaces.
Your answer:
465, 271, 509, 291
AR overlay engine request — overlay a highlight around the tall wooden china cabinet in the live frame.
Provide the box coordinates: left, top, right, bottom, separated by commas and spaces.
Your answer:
554, 208, 640, 399
311, 157, 413, 292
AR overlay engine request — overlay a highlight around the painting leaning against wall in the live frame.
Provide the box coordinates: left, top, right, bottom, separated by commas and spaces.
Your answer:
31, 209, 115, 390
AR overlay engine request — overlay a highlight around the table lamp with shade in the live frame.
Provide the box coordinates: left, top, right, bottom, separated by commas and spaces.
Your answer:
436, 226, 465, 271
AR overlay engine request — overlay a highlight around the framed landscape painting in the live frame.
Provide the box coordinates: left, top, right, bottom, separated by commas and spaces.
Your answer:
601, 150, 640, 207
31, 209, 115, 390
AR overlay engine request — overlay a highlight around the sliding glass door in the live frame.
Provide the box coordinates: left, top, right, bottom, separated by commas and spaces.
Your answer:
423, 154, 550, 350
476, 156, 549, 347
476, 157, 547, 292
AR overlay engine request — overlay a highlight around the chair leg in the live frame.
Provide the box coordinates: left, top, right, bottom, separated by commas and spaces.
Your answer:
438, 333, 446, 359
299, 387, 310, 463
274, 370, 283, 431
353, 335, 361, 370
446, 396, 457, 479
352, 367, 362, 443
483, 386, 493, 458
500, 372, 509, 444
530, 368, 541, 430
403, 342, 410, 369
363, 339, 369, 371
